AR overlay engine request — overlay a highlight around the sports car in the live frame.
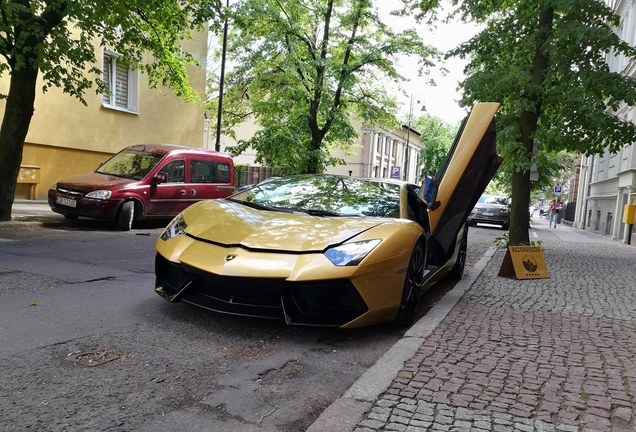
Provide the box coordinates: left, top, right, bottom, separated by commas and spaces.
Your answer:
154, 103, 502, 328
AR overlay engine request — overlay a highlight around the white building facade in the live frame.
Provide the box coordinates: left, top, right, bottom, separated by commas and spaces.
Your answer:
327, 124, 424, 183
574, 0, 636, 244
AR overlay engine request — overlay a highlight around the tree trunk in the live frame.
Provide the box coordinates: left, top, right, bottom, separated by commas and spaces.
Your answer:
0, 66, 40, 221
508, 4, 554, 246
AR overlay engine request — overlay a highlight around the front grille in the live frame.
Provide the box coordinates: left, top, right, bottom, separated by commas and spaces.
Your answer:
291, 281, 366, 315
155, 254, 189, 293
56, 187, 84, 196
185, 264, 285, 308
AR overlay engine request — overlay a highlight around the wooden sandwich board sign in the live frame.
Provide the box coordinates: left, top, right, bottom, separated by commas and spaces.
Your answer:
498, 246, 549, 279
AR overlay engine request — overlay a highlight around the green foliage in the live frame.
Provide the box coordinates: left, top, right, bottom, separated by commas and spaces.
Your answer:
0, 0, 221, 103
491, 150, 578, 199
449, 0, 636, 161
406, 0, 636, 244
214, 0, 440, 174
492, 231, 542, 248
411, 114, 458, 179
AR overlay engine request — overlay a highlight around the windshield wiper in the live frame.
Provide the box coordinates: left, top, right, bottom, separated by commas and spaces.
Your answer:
293, 208, 345, 217
96, 171, 132, 179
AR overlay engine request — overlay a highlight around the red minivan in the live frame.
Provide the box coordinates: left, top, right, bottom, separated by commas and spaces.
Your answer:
48, 144, 235, 230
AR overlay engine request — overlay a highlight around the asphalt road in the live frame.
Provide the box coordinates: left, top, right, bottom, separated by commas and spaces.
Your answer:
0, 219, 502, 432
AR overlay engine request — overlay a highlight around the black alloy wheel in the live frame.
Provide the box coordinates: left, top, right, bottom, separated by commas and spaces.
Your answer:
396, 241, 425, 327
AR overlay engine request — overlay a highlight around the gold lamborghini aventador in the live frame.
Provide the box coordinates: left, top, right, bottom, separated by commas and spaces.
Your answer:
154, 103, 502, 328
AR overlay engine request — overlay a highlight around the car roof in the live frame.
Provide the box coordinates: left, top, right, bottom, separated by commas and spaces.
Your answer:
125, 144, 232, 160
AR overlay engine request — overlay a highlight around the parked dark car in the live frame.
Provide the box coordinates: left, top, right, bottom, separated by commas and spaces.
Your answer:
467, 194, 511, 229
48, 144, 235, 230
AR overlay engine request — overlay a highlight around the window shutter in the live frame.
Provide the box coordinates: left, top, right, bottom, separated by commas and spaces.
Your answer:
102, 54, 112, 105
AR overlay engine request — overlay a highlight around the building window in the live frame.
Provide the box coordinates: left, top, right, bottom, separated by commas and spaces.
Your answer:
376, 136, 381, 152
383, 167, 387, 178
102, 52, 139, 113
595, 210, 601, 231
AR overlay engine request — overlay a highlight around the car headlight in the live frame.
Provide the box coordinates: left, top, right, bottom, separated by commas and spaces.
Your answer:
85, 190, 112, 200
49, 183, 57, 191
324, 239, 382, 266
500, 208, 510, 214
161, 214, 187, 241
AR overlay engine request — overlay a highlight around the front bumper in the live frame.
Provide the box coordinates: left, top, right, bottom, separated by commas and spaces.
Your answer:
48, 190, 121, 220
154, 253, 369, 327
468, 210, 509, 227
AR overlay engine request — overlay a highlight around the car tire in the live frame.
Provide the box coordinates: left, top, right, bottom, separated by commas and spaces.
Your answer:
448, 225, 468, 280
63, 213, 79, 220
502, 222, 509, 230
396, 240, 425, 327
117, 201, 134, 231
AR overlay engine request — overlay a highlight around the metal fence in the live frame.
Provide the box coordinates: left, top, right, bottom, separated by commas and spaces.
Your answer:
235, 166, 277, 189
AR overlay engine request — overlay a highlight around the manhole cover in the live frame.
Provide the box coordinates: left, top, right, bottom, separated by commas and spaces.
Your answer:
66, 349, 121, 367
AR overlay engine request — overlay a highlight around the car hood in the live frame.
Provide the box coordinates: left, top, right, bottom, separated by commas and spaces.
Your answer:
56, 172, 135, 192
183, 200, 385, 252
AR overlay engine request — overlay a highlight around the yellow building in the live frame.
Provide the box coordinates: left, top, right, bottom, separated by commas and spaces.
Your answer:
4, 34, 207, 200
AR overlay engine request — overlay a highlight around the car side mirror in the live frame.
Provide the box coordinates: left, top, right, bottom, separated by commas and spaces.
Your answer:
154, 172, 168, 185
419, 176, 441, 210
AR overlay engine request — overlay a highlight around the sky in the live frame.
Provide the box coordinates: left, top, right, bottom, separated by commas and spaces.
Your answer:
377, 4, 482, 125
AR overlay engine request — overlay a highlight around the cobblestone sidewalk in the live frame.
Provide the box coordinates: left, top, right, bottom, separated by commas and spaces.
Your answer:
355, 240, 636, 432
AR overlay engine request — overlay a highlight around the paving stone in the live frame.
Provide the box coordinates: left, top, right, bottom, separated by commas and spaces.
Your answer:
368, 410, 390, 422
359, 419, 385, 429
410, 419, 433, 428
396, 403, 417, 412
389, 415, 411, 425
555, 425, 578, 432
384, 422, 407, 432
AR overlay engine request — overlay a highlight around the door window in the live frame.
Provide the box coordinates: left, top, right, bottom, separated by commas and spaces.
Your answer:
159, 160, 185, 183
189, 160, 231, 183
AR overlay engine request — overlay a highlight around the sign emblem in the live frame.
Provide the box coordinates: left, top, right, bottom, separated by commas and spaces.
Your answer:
498, 246, 549, 279
226, 254, 237, 261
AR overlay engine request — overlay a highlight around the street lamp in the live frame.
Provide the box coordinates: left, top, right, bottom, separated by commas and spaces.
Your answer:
404, 94, 426, 181
215, 0, 230, 152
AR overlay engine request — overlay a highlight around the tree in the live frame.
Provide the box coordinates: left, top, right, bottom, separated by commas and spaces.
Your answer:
490, 150, 578, 201
216, 0, 439, 174
403, 0, 636, 245
0, 0, 222, 221
411, 114, 457, 180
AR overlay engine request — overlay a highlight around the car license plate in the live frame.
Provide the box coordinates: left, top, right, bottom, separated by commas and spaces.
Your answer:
56, 197, 77, 208
483, 212, 493, 216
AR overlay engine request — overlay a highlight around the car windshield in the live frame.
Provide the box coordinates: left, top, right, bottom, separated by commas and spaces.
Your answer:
96, 150, 164, 180
229, 175, 401, 217
478, 195, 509, 205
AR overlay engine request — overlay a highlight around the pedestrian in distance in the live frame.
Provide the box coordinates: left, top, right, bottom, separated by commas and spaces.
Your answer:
549, 199, 559, 228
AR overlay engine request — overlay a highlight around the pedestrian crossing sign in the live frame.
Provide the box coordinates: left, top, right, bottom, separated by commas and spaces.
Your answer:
498, 246, 549, 279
